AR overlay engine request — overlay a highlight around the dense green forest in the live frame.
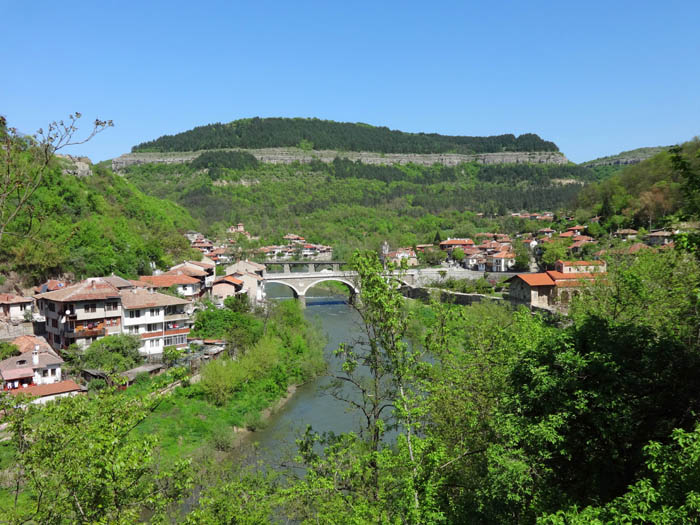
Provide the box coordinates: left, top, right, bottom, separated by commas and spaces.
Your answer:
575, 138, 700, 230
124, 157, 592, 253
132, 117, 560, 154
0, 160, 198, 283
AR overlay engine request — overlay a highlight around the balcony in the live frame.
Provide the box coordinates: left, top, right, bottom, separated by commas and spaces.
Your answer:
68, 328, 106, 338
164, 312, 188, 321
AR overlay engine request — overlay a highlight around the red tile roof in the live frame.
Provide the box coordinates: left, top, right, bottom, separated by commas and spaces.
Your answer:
139, 274, 200, 287
440, 239, 474, 246
0, 294, 32, 305
215, 276, 244, 286
514, 273, 555, 287
9, 380, 82, 398
11, 336, 53, 355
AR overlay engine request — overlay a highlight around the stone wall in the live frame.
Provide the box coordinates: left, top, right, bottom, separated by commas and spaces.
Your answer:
112, 148, 568, 171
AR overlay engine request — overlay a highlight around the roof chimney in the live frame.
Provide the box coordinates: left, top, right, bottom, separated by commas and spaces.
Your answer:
32, 346, 39, 366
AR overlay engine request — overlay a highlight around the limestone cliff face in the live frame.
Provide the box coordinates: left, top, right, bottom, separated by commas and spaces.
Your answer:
112, 147, 568, 171
56, 154, 93, 177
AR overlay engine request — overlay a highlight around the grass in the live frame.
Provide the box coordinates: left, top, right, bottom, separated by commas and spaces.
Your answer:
135, 381, 284, 459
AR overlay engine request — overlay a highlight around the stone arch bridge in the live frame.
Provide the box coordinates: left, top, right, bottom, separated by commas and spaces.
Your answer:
261, 261, 418, 306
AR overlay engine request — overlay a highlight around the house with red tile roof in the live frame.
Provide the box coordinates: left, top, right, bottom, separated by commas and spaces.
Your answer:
0, 294, 33, 321
439, 238, 475, 252
139, 273, 202, 298
120, 288, 192, 354
35, 278, 123, 350
507, 261, 606, 311
9, 379, 82, 405
0, 340, 64, 391
212, 275, 245, 302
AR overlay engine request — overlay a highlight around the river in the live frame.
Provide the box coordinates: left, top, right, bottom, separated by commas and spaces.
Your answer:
242, 283, 365, 465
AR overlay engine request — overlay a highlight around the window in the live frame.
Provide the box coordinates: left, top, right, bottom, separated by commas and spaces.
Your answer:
129, 310, 140, 319
147, 323, 159, 332
48, 303, 55, 312
149, 339, 159, 348
42, 370, 48, 377
150, 308, 159, 317
51, 319, 58, 328
105, 302, 118, 311
84, 303, 97, 313
50, 368, 56, 376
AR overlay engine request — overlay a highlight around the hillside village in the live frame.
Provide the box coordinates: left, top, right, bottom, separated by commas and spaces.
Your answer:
0, 209, 683, 406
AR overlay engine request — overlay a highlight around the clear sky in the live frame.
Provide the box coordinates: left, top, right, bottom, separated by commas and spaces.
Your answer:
2, 1, 699, 163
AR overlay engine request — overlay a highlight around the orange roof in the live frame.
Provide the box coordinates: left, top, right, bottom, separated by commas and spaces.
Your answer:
9, 380, 82, 398
514, 273, 555, 287
559, 231, 575, 238
440, 239, 474, 246
215, 276, 244, 286
139, 274, 200, 287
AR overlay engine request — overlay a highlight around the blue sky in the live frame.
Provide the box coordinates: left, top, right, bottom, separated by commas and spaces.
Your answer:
2, 1, 699, 163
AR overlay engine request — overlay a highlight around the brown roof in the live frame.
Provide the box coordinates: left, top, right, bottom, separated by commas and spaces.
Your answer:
35, 278, 121, 302
2, 368, 35, 381
101, 275, 134, 289
0, 351, 63, 376
187, 261, 215, 269
546, 270, 596, 280
9, 380, 82, 398
139, 274, 200, 287
119, 289, 190, 309
233, 271, 263, 282
0, 294, 32, 305
11, 336, 53, 355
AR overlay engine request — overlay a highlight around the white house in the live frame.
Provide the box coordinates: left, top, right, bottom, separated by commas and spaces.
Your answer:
0, 343, 63, 390
120, 288, 192, 355
0, 294, 33, 321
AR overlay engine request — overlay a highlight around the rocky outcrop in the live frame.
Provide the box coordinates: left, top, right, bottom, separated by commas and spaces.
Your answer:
56, 154, 93, 177
112, 148, 568, 171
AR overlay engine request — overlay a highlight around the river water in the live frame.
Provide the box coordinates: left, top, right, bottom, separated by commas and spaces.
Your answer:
241, 283, 366, 464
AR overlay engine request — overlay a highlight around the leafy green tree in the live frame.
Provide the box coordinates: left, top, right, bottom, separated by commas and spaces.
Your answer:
223, 293, 250, 313
162, 345, 182, 367
81, 334, 142, 373
541, 424, 700, 524
0, 113, 111, 246
0, 388, 192, 524
540, 239, 569, 269
0, 342, 19, 360
451, 247, 465, 263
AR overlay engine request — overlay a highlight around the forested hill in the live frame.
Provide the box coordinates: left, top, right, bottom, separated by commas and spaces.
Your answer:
131, 117, 559, 154
576, 138, 699, 230
0, 159, 198, 283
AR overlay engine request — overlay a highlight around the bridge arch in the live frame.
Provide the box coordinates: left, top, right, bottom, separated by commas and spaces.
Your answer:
263, 280, 303, 299
302, 277, 359, 297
